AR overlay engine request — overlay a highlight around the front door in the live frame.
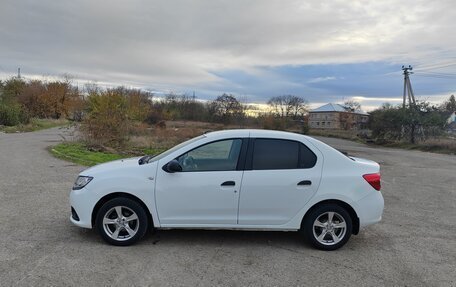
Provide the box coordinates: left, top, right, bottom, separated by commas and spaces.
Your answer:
155, 139, 245, 225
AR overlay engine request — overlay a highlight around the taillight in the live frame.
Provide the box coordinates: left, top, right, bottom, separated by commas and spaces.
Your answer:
363, 173, 381, 191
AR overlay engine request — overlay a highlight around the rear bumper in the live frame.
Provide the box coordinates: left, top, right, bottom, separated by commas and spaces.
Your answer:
353, 190, 384, 228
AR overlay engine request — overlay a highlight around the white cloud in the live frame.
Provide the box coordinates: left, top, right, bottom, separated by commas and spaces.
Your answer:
308, 77, 336, 83
352, 96, 403, 103
346, 93, 456, 111
0, 0, 455, 100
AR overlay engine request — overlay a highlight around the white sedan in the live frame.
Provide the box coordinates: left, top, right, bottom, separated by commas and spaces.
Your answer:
70, 129, 383, 250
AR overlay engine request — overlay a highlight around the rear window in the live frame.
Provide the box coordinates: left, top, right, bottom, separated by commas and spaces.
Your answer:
252, 139, 316, 170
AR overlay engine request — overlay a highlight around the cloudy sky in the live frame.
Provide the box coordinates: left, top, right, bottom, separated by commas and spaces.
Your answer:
1, 0, 455, 110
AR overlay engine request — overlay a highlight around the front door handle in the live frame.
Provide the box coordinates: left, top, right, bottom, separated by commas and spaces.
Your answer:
297, 180, 312, 186
221, 181, 235, 186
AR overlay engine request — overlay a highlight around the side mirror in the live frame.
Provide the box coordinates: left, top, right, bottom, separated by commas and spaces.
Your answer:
163, 160, 182, 173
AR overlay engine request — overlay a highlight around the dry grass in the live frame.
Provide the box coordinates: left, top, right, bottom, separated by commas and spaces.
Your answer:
165, 120, 225, 130
385, 137, 456, 154
130, 120, 308, 151
308, 129, 363, 142
57, 120, 245, 165
54, 120, 456, 167
132, 123, 212, 149
129, 120, 250, 150
0, 118, 70, 133
86, 118, 306, 154
308, 128, 456, 154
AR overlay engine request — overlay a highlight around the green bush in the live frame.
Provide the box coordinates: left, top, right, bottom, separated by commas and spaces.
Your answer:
80, 90, 130, 148
301, 122, 309, 134
0, 102, 28, 126
261, 115, 286, 130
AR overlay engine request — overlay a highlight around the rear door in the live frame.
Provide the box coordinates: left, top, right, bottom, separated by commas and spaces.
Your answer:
238, 137, 322, 225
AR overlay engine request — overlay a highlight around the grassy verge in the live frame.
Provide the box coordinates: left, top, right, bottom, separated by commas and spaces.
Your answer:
381, 140, 456, 155
308, 129, 365, 143
0, 118, 70, 133
50, 142, 166, 166
307, 129, 456, 155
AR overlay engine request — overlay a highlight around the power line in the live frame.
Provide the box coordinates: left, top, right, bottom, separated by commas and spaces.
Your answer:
415, 60, 455, 69
414, 74, 456, 79
414, 70, 456, 78
414, 71, 456, 76
414, 55, 456, 68
414, 75, 456, 79
414, 62, 456, 71
414, 50, 456, 64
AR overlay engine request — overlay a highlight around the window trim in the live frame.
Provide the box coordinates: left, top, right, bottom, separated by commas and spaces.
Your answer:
169, 138, 248, 172
245, 138, 317, 171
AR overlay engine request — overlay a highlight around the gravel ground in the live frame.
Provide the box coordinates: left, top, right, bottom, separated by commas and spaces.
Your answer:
0, 128, 455, 286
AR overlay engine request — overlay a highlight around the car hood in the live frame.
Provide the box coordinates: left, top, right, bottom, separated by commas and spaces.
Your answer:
81, 157, 142, 176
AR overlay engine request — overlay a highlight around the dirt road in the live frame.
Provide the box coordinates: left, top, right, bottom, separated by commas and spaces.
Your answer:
0, 128, 454, 286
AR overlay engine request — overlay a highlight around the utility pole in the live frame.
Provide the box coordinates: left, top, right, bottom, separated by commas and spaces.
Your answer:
402, 65, 416, 108
191, 91, 196, 120
17, 67, 21, 78
401, 65, 424, 142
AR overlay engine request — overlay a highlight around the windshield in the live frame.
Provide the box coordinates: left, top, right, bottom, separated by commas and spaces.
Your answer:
144, 135, 206, 164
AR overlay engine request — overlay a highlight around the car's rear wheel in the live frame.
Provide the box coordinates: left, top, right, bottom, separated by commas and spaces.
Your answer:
95, 197, 148, 246
302, 204, 352, 251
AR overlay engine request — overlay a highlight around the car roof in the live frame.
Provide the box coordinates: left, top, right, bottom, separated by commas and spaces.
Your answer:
205, 129, 308, 140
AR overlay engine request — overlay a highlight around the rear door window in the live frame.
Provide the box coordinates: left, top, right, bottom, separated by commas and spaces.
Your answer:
252, 139, 316, 170
299, 143, 317, 168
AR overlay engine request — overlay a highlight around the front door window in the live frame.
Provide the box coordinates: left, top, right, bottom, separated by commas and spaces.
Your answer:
176, 139, 242, 172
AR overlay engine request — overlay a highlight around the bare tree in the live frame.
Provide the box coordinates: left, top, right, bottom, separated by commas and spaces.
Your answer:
442, 94, 456, 112
343, 100, 362, 112
84, 82, 101, 96
267, 95, 308, 119
209, 93, 244, 124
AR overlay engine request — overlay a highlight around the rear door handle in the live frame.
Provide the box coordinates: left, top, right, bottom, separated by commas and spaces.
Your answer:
297, 180, 312, 186
221, 181, 235, 186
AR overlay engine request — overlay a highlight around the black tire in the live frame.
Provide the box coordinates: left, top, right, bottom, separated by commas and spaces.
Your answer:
301, 203, 352, 251
95, 197, 149, 246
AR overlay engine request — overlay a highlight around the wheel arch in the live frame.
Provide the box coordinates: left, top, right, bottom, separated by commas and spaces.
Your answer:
301, 199, 360, 235
91, 192, 154, 230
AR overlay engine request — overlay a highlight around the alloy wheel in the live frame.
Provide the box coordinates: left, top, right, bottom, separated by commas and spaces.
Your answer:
102, 206, 139, 241
312, 211, 347, 246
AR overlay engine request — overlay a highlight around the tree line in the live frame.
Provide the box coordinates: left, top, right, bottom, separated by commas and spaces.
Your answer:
2, 75, 453, 147
0, 76, 309, 147
368, 95, 455, 143
0, 76, 84, 125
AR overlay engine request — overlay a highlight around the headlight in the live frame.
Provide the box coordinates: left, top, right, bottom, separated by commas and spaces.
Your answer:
73, 176, 93, 190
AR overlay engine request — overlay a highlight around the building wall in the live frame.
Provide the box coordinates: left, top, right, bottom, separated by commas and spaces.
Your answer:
309, 112, 368, 130
308, 112, 341, 129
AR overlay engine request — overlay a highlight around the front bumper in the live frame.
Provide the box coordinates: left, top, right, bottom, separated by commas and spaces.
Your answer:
70, 187, 97, 229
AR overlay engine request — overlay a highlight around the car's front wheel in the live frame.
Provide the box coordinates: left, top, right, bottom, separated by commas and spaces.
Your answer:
95, 197, 148, 246
302, 204, 352, 251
